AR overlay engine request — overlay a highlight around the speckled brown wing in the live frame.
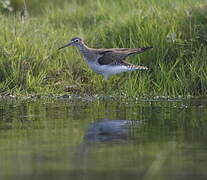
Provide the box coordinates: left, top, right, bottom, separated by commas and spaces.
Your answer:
119, 47, 153, 56
97, 51, 126, 65
97, 47, 153, 65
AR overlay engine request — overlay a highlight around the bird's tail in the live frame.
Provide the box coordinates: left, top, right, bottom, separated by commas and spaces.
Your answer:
123, 62, 148, 70
133, 65, 148, 70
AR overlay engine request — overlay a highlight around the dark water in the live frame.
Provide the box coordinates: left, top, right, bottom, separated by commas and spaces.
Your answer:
0, 97, 207, 180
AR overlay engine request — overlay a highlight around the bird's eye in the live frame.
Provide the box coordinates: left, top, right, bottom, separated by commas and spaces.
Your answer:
74, 39, 79, 42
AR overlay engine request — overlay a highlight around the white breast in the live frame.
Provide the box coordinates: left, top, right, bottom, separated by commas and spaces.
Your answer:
87, 61, 134, 80
87, 61, 107, 74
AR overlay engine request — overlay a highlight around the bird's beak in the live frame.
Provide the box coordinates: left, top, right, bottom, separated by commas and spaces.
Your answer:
58, 42, 72, 50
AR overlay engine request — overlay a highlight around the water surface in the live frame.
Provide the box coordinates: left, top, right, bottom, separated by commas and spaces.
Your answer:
0, 97, 207, 180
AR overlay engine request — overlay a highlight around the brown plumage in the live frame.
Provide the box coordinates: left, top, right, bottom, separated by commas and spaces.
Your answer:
96, 47, 153, 65
59, 37, 152, 80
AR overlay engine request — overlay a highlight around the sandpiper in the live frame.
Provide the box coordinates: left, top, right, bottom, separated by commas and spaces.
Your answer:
59, 37, 152, 80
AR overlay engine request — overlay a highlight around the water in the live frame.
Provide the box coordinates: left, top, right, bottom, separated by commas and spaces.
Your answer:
0, 97, 207, 180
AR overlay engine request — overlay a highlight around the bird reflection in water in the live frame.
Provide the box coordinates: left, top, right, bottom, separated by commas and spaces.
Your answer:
84, 118, 141, 143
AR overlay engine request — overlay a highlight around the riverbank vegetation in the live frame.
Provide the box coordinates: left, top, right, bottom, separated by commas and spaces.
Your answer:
0, 0, 207, 97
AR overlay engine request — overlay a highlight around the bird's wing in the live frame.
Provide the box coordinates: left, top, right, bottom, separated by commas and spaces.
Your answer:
97, 51, 123, 65
96, 47, 152, 65
115, 47, 153, 56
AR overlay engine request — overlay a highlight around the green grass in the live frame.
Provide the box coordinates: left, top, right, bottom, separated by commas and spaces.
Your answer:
0, 0, 207, 97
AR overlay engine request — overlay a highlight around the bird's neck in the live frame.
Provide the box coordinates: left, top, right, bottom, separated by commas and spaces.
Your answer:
77, 43, 89, 53
76, 44, 95, 62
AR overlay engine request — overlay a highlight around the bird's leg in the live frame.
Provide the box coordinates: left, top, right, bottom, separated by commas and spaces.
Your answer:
103, 75, 110, 96
103, 79, 108, 96
113, 74, 125, 89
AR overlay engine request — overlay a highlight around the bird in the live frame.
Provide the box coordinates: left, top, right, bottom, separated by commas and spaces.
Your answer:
58, 37, 152, 81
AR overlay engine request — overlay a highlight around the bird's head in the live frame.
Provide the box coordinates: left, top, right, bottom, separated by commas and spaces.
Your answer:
58, 37, 84, 50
